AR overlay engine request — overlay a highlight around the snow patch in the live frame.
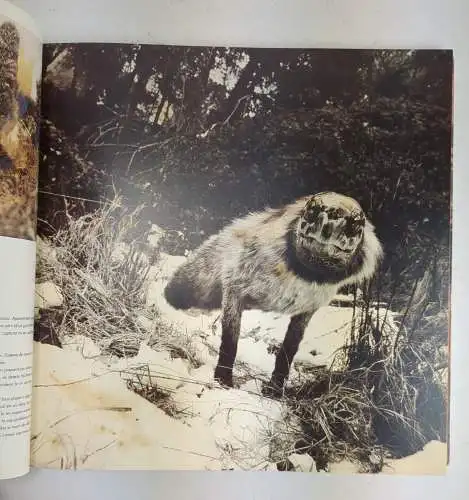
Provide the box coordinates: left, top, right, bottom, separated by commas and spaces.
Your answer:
31, 342, 221, 470
147, 224, 164, 249
114, 343, 191, 393
35, 281, 64, 309
31, 245, 443, 474
288, 453, 316, 472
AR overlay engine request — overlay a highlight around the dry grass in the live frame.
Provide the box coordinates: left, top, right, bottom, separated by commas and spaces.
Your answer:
35, 197, 206, 423
35, 197, 449, 472
125, 366, 187, 419
36, 193, 202, 360
36, 197, 154, 356
0, 115, 38, 240
275, 275, 449, 473
148, 325, 202, 369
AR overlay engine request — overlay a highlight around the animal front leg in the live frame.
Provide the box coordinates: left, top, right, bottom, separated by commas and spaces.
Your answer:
214, 289, 243, 388
264, 311, 313, 395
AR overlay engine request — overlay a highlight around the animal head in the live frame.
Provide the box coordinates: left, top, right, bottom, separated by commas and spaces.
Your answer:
295, 192, 368, 269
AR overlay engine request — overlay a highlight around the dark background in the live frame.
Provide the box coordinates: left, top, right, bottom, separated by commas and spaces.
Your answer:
37, 45, 453, 306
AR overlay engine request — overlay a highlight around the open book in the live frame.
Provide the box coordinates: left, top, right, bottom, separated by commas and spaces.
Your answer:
0, 0, 452, 479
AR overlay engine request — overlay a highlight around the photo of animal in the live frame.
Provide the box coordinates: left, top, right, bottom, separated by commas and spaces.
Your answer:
164, 191, 383, 390
0, 21, 20, 135
33, 44, 451, 473
0, 16, 41, 240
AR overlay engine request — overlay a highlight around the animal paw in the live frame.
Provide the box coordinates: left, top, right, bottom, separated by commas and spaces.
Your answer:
261, 378, 285, 398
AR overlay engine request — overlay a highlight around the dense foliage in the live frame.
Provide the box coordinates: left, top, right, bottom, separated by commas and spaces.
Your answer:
36, 45, 452, 467
38, 45, 452, 305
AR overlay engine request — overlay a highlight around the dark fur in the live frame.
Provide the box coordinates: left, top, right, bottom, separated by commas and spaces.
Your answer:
164, 194, 383, 391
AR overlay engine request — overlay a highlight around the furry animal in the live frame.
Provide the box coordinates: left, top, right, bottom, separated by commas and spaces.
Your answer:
164, 192, 383, 391
0, 21, 38, 171
0, 21, 19, 131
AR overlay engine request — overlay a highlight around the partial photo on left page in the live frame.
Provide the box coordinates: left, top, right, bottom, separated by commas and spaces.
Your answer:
0, 0, 42, 480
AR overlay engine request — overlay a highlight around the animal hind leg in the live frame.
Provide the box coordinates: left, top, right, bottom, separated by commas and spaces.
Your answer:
263, 311, 313, 396
214, 288, 243, 388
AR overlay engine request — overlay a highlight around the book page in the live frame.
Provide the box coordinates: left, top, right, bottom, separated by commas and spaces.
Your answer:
32, 43, 451, 475
0, 0, 42, 480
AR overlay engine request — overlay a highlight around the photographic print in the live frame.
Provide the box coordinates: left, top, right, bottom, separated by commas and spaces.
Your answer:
0, 14, 41, 241
32, 44, 452, 474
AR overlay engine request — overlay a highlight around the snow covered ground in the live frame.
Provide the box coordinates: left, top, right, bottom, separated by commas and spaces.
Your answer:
31, 250, 447, 474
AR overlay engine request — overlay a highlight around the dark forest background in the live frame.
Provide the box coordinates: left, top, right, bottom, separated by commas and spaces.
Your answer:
37, 45, 453, 307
